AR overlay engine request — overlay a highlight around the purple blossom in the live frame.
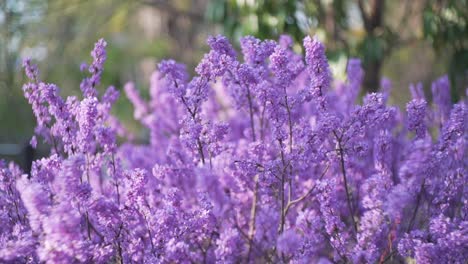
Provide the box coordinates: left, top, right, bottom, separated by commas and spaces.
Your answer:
303, 36, 331, 105
76, 97, 98, 153
431, 75, 451, 123
270, 45, 294, 86
215, 228, 243, 263
80, 39, 107, 97
9, 35, 468, 263
240, 36, 276, 65
124, 82, 148, 120
407, 99, 427, 139
158, 59, 189, 98
276, 229, 300, 256
22, 58, 39, 81
410, 82, 425, 100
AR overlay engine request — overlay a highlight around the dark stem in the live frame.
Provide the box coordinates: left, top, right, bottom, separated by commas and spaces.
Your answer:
284, 163, 330, 216
116, 224, 124, 264
111, 155, 121, 205
197, 139, 206, 165
144, 215, 156, 253
117, 242, 124, 264
406, 181, 425, 233
334, 131, 358, 236
284, 93, 293, 153
85, 212, 91, 240
246, 86, 256, 142
180, 96, 206, 165
259, 96, 267, 141
246, 175, 259, 261
380, 250, 396, 264
322, 217, 349, 263
278, 140, 288, 234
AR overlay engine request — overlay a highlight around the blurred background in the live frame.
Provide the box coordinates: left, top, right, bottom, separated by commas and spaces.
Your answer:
1, 0, 467, 169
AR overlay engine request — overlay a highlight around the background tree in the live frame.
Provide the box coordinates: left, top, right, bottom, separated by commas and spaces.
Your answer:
423, 0, 468, 101
207, 0, 467, 95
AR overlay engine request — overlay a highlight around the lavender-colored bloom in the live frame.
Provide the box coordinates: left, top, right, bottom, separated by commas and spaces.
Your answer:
124, 168, 148, 205
440, 102, 466, 146
431, 75, 451, 123
76, 97, 98, 153
279, 34, 294, 48
240, 36, 276, 65
215, 228, 243, 263
22, 58, 39, 81
39, 202, 90, 262
277, 229, 300, 256
345, 58, 364, 106
207, 35, 236, 58
102, 85, 119, 106
79, 62, 88, 72
407, 99, 427, 139
124, 82, 148, 120
270, 45, 293, 86
380, 77, 392, 102
373, 131, 394, 172
410, 82, 425, 100
17, 179, 50, 232
303, 36, 331, 104
30, 136, 37, 148
196, 35, 237, 81
80, 39, 107, 97
10, 35, 468, 263
158, 59, 189, 98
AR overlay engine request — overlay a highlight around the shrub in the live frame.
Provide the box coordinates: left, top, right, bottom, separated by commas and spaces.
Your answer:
0, 35, 466, 263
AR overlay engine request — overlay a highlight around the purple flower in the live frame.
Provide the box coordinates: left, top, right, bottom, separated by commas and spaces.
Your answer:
277, 229, 301, 256
158, 59, 189, 98
407, 99, 427, 139
76, 97, 98, 153
80, 39, 107, 97
11, 34, 468, 264
22, 58, 39, 81
124, 82, 148, 120
303, 36, 331, 104
431, 75, 451, 123
240, 36, 276, 65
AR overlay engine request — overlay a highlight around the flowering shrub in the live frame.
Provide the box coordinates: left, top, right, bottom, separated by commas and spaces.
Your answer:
1, 35, 466, 263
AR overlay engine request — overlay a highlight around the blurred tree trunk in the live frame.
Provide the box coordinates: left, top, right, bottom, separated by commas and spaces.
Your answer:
142, 0, 209, 66
0, 0, 13, 92
358, 0, 385, 92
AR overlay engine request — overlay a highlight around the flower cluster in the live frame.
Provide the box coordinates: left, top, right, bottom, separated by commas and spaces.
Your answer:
1, 35, 466, 263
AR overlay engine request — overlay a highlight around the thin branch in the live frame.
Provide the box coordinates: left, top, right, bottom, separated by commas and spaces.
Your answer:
406, 180, 425, 233
333, 131, 358, 236
246, 85, 257, 142
246, 175, 259, 262
277, 139, 289, 234
284, 93, 293, 153
115, 224, 124, 264
284, 163, 330, 216
196, 138, 206, 165
180, 96, 205, 165
228, 69, 257, 142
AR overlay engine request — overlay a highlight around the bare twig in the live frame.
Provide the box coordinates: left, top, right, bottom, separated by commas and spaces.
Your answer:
246, 175, 259, 261
333, 131, 358, 236
284, 163, 330, 216
407, 180, 425, 233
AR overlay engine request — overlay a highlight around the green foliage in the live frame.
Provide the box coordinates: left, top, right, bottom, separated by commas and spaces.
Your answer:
208, 0, 467, 95
423, 0, 468, 101
423, 0, 468, 52
207, 0, 308, 43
